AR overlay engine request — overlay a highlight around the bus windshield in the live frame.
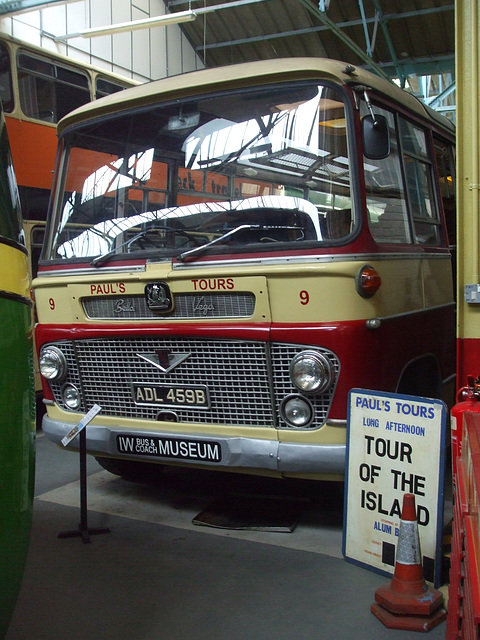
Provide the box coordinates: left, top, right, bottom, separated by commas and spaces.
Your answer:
45, 81, 354, 263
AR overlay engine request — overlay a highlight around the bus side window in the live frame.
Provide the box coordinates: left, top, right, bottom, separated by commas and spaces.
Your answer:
373, 202, 410, 243
363, 107, 412, 244
434, 141, 456, 249
17, 52, 90, 123
96, 77, 131, 99
325, 209, 351, 239
0, 42, 13, 113
399, 118, 442, 246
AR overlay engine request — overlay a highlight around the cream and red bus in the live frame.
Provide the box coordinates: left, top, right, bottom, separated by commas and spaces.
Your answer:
33, 58, 456, 480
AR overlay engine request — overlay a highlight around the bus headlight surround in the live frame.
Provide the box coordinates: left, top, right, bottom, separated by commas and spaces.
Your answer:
280, 394, 314, 428
39, 345, 67, 382
290, 350, 333, 394
62, 384, 81, 411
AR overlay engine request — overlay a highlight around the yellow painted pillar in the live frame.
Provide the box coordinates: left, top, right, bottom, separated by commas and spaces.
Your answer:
456, 0, 480, 385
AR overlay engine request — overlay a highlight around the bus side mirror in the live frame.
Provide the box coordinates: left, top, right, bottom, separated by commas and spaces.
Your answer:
362, 114, 390, 159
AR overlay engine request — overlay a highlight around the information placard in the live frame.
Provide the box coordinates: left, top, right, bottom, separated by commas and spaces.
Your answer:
61, 404, 102, 447
343, 389, 446, 587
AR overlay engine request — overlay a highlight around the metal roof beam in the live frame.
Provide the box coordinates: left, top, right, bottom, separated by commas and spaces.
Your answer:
181, 0, 455, 81
379, 54, 455, 78
191, 3, 453, 57
423, 80, 456, 109
195, 30, 454, 79
358, 0, 373, 57
170, 0, 454, 22
296, 0, 390, 79
370, 0, 404, 84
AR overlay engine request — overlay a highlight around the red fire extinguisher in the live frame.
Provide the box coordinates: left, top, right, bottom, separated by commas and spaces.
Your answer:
451, 374, 480, 486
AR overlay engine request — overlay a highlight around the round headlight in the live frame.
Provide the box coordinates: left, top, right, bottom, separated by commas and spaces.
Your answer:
290, 351, 333, 394
280, 395, 314, 428
39, 346, 67, 382
62, 384, 81, 411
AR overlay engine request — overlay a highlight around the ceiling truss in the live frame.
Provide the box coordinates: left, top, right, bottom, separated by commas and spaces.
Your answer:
0, 0, 456, 115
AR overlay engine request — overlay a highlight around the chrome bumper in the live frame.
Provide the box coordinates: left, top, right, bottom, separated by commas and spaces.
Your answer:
42, 415, 346, 476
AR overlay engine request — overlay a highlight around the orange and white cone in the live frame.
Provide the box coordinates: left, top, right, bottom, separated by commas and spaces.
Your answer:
371, 493, 447, 632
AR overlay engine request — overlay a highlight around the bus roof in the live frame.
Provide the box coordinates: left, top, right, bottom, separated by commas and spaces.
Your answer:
0, 33, 140, 89
56, 57, 454, 137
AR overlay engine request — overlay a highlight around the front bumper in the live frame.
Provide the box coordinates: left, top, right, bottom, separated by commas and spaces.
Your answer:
42, 415, 346, 476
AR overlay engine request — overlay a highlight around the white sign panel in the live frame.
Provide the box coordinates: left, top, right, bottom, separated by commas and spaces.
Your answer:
61, 404, 102, 447
343, 389, 446, 587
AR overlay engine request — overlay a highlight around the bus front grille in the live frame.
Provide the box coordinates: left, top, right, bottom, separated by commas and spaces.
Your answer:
82, 292, 256, 320
46, 337, 339, 429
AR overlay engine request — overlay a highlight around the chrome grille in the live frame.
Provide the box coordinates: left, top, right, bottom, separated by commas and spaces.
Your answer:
47, 338, 339, 428
82, 292, 255, 319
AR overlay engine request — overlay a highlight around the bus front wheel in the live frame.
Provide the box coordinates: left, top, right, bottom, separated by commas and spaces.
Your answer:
95, 456, 164, 480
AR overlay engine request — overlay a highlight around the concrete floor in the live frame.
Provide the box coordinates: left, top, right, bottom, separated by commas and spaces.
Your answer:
6, 431, 450, 640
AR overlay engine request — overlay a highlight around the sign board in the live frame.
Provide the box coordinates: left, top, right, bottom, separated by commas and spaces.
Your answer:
343, 389, 446, 588
61, 404, 102, 447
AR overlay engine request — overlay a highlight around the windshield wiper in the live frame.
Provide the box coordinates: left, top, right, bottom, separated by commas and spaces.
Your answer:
91, 231, 144, 267
177, 224, 300, 262
91, 227, 199, 267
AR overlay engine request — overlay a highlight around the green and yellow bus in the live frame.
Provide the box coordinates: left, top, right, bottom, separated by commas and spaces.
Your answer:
0, 99, 35, 637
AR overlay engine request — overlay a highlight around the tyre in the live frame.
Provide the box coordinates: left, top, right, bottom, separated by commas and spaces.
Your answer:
95, 456, 164, 480
397, 357, 442, 400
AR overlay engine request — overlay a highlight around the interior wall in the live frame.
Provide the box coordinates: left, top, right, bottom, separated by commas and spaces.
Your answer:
0, 0, 204, 82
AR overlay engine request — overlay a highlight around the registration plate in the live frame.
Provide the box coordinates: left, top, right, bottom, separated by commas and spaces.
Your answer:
132, 383, 210, 408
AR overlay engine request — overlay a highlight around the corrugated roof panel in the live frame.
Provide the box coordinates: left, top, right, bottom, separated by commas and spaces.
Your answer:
170, 0, 454, 81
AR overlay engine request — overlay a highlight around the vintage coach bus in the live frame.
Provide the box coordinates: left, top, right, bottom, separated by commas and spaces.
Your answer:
0, 100, 35, 636
33, 58, 456, 480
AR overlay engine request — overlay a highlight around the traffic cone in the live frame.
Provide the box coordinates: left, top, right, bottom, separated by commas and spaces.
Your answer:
370, 493, 447, 632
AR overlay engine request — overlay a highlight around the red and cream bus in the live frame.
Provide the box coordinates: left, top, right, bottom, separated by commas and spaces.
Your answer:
33, 58, 456, 480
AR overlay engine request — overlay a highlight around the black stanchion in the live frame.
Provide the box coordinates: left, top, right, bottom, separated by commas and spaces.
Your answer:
58, 426, 110, 544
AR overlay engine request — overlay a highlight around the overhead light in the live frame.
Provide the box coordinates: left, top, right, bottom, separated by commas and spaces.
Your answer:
54, 10, 197, 41
53, 0, 276, 42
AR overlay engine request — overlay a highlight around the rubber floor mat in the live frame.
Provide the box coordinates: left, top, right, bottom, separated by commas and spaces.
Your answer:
192, 493, 306, 532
